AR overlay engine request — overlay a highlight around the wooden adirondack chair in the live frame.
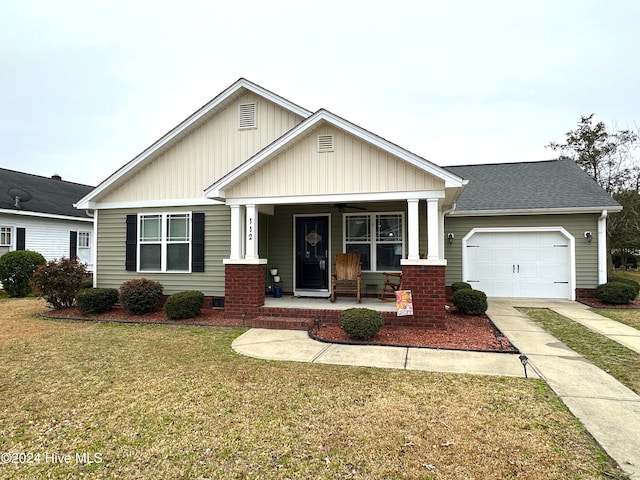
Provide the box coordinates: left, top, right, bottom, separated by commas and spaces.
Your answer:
330, 253, 361, 303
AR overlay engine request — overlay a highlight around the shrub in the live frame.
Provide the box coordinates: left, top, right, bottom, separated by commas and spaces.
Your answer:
30, 257, 87, 308
0, 250, 46, 297
76, 288, 119, 314
597, 282, 637, 305
119, 278, 163, 315
339, 308, 385, 340
164, 291, 205, 320
453, 289, 488, 315
451, 282, 472, 294
607, 274, 640, 298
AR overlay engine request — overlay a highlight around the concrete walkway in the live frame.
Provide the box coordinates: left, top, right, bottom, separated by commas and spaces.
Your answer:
232, 299, 640, 479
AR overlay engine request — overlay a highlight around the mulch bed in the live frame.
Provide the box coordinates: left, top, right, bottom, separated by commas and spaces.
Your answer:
579, 299, 640, 309
311, 311, 518, 353
43, 305, 517, 353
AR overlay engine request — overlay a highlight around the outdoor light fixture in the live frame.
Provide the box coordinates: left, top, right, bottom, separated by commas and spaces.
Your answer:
584, 231, 593, 243
447, 233, 454, 245
519, 354, 529, 378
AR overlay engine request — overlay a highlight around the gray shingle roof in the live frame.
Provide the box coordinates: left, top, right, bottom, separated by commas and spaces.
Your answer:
444, 159, 621, 214
0, 168, 94, 218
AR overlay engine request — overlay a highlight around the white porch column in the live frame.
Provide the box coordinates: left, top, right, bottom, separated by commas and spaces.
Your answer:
229, 205, 244, 259
438, 206, 445, 259
245, 204, 259, 260
427, 198, 440, 260
407, 198, 420, 260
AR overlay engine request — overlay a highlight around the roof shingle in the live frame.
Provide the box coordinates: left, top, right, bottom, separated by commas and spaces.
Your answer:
444, 159, 621, 213
0, 168, 94, 218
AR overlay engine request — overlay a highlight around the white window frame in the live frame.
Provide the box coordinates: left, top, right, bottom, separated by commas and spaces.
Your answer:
137, 212, 192, 273
78, 231, 90, 249
0, 226, 11, 247
343, 212, 405, 272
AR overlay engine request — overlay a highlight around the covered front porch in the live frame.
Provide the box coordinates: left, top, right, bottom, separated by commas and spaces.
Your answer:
221, 197, 453, 329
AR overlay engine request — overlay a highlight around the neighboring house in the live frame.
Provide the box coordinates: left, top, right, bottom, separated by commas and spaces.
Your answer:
75, 78, 620, 326
0, 168, 95, 269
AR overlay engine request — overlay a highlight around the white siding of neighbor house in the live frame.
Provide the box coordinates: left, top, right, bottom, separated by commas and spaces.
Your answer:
98, 92, 305, 204
224, 124, 445, 199
0, 214, 94, 270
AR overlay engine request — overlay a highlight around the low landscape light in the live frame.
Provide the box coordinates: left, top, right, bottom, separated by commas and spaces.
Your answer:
519, 354, 529, 378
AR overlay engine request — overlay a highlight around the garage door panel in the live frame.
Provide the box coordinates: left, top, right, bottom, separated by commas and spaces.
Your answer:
465, 231, 572, 299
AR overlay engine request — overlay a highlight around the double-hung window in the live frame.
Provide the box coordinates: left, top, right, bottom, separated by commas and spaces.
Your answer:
78, 232, 90, 249
0, 226, 11, 256
139, 213, 191, 272
344, 213, 404, 271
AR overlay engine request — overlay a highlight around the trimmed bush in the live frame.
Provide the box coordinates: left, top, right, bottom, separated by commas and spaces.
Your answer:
597, 281, 637, 305
76, 288, 119, 314
451, 282, 472, 294
0, 250, 46, 297
339, 308, 385, 340
453, 289, 488, 315
164, 290, 205, 320
607, 274, 640, 298
30, 257, 87, 308
119, 278, 163, 315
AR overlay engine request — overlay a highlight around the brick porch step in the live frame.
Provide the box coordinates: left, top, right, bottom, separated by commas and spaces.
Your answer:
248, 316, 313, 331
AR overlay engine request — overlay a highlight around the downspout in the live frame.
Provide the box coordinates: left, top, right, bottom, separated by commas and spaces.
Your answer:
598, 210, 608, 285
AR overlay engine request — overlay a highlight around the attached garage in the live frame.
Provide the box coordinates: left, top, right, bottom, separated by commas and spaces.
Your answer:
463, 228, 575, 300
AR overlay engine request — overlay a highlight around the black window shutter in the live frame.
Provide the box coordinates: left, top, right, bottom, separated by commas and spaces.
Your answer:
192, 212, 205, 272
16, 228, 25, 250
70, 231, 78, 259
125, 215, 137, 271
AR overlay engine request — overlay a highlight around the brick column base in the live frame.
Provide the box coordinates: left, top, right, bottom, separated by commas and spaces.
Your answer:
400, 264, 447, 329
224, 263, 266, 321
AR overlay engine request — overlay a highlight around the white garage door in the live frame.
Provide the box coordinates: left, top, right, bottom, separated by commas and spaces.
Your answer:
464, 230, 573, 299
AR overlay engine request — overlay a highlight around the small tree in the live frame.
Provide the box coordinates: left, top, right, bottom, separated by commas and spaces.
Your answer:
31, 258, 88, 309
0, 250, 46, 297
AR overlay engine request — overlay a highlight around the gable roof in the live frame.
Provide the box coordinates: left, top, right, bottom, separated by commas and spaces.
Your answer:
75, 78, 313, 209
444, 159, 622, 215
0, 168, 94, 220
205, 108, 465, 200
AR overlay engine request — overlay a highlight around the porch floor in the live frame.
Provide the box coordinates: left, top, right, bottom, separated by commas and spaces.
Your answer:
263, 295, 397, 312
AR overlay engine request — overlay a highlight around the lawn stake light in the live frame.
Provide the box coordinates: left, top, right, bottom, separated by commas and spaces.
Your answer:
519, 354, 529, 378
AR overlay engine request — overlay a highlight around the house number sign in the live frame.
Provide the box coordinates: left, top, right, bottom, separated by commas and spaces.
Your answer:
247, 217, 253, 241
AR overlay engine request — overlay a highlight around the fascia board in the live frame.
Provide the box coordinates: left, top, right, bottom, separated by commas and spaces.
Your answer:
205, 110, 465, 198
447, 206, 624, 217
76, 78, 313, 209
224, 190, 446, 206
90, 198, 224, 210
0, 208, 93, 222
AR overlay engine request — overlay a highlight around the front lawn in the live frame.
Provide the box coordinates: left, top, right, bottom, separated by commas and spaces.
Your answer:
0, 299, 626, 479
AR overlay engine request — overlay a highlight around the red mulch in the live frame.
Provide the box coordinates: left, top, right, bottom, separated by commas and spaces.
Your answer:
43, 305, 517, 352
579, 299, 640, 309
312, 312, 517, 352
43, 305, 243, 327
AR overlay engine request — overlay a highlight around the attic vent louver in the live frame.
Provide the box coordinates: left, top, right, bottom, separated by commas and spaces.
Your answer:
318, 134, 334, 152
238, 102, 256, 129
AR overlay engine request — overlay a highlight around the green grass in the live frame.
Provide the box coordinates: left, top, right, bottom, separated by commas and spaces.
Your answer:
519, 307, 640, 395
592, 307, 640, 330
0, 299, 628, 479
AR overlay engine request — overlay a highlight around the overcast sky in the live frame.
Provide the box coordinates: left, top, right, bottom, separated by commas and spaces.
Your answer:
2, 0, 639, 187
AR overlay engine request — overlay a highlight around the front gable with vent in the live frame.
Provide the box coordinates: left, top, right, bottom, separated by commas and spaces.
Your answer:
219, 123, 446, 200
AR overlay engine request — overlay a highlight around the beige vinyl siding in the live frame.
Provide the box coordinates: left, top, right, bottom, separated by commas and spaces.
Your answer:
265, 202, 426, 294
99, 92, 304, 204
443, 214, 600, 289
224, 125, 445, 199
95, 206, 230, 296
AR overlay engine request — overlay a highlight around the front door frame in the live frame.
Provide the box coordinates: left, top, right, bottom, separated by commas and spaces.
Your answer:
293, 213, 331, 297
